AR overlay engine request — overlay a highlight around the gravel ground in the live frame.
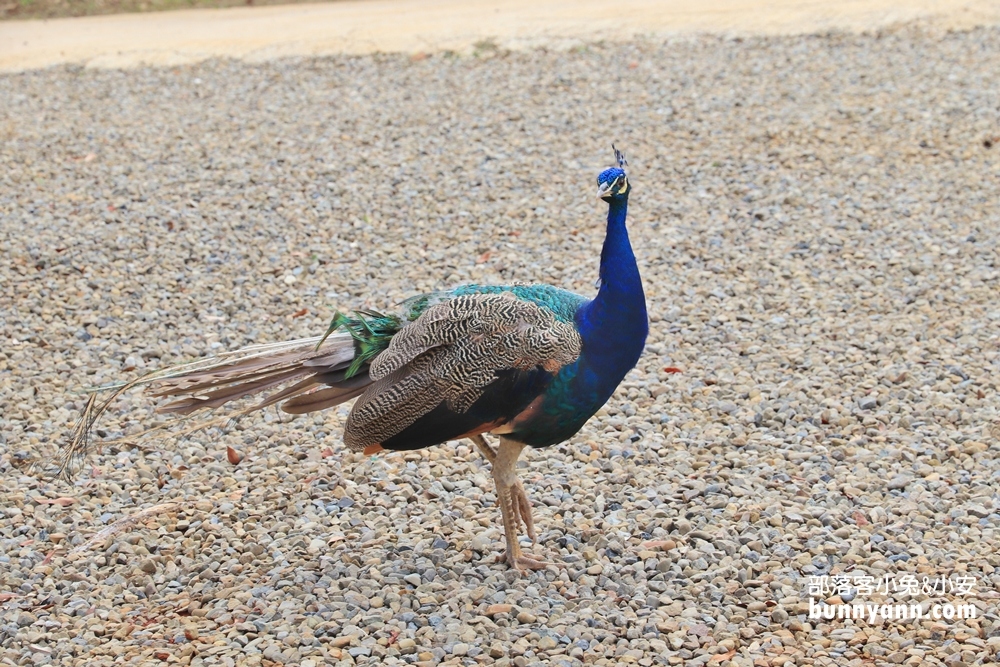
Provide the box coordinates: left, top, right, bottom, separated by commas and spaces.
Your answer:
2, 25, 1000, 667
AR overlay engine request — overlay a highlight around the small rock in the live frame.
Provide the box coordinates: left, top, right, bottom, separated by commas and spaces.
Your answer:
963, 441, 988, 454
344, 591, 370, 610
486, 604, 513, 616
887, 476, 910, 490
262, 645, 284, 662
470, 533, 493, 552
516, 611, 537, 623
537, 636, 558, 650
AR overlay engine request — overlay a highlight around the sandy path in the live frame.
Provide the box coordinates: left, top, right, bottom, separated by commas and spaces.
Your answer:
1, 0, 999, 72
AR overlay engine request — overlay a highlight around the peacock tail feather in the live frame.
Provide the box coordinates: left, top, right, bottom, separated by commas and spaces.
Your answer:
317, 310, 403, 378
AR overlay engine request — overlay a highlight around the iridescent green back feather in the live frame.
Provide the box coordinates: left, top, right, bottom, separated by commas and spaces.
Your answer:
402, 284, 586, 324
317, 310, 402, 378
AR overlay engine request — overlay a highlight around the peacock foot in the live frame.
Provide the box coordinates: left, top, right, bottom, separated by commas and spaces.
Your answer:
497, 547, 555, 574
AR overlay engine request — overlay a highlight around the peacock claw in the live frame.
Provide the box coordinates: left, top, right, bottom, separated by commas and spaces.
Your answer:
497, 550, 554, 573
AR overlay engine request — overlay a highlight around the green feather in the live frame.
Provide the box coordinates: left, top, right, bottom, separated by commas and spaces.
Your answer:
316, 309, 402, 378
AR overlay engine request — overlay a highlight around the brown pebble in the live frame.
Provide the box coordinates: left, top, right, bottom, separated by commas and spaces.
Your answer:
486, 604, 513, 616
331, 635, 356, 648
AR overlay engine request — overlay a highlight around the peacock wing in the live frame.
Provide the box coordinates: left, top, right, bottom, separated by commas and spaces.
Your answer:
343, 292, 582, 451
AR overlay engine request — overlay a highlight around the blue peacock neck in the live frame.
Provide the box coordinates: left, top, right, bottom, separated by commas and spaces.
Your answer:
577, 194, 648, 374
509, 192, 649, 447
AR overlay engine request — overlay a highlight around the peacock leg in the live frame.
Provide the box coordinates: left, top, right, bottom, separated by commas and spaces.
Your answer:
469, 434, 498, 463
469, 435, 536, 541
491, 437, 551, 572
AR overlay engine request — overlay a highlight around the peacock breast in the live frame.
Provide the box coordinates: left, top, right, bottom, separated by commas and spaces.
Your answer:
503, 355, 623, 448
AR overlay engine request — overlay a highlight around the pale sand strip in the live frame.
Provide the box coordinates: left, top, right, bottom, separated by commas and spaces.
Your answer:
1, 0, 999, 72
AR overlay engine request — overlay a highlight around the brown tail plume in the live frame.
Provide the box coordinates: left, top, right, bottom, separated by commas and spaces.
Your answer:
53, 333, 367, 479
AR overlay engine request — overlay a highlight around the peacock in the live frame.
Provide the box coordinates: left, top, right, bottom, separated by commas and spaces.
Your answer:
66, 147, 648, 573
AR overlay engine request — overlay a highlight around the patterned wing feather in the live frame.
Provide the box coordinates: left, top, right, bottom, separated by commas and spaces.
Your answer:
344, 292, 581, 451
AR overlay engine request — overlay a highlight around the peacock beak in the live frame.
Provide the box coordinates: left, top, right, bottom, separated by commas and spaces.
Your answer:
596, 181, 614, 199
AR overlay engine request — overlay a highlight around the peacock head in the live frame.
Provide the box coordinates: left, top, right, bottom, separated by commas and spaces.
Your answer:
596, 145, 630, 201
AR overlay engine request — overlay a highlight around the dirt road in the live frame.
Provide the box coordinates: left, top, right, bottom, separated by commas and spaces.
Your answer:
2, 0, 999, 72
